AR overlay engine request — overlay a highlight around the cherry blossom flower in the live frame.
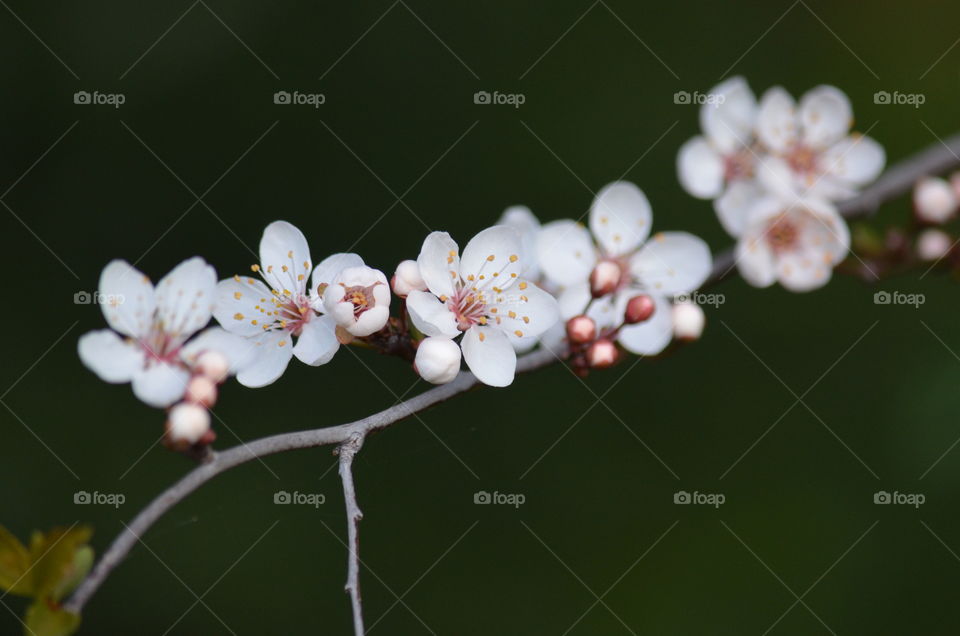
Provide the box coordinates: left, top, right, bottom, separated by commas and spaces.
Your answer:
755, 85, 885, 203
78, 257, 248, 408
322, 265, 390, 337
735, 196, 849, 292
498, 205, 542, 280
405, 226, 559, 386
914, 176, 957, 224
214, 221, 354, 388
676, 76, 763, 235
537, 181, 712, 355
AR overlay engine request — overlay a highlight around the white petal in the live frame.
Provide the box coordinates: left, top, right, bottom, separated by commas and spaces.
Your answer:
556, 282, 591, 320
349, 306, 389, 337
756, 86, 799, 154
677, 137, 725, 199
538, 322, 568, 357
776, 250, 834, 292
756, 156, 802, 201
498, 205, 541, 279
735, 231, 777, 288
293, 314, 339, 365
406, 290, 460, 338
819, 134, 885, 188
461, 326, 516, 387
417, 232, 460, 298
460, 225, 523, 290
615, 293, 673, 356
589, 181, 652, 256
537, 220, 597, 287
311, 253, 365, 304
214, 276, 276, 336
78, 329, 143, 383
260, 221, 312, 294
154, 257, 217, 342
236, 329, 294, 388
630, 232, 712, 296
714, 180, 763, 237
798, 85, 852, 150
131, 362, 190, 408
181, 326, 257, 373
585, 294, 622, 332
701, 76, 757, 153
98, 260, 156, 338
491, 280, 559, 341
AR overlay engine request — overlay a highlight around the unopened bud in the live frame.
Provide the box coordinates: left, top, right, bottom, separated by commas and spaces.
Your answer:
590, 261, 621, 297
414, 336, 461, 384
586, 339, 619, 368
624, 294, 656, 324
672, 301, 705, 341
167, 403, 211, 445
566, 315, 596, 344
185, 375, 218, 407
914, 177, 957, 224
392, 259, 427, 297
195, 350, 229, 383
916, 228, 953, 261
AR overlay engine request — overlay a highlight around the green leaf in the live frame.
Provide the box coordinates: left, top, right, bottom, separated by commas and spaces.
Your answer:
27, 526, 93, 601
24, 600, 81, 636
0, 524, 32, 596
50, 546, 93, 602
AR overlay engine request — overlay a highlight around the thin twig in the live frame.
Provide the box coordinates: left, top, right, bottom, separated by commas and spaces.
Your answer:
337, 434, 365, 635
64, 130, 960, 619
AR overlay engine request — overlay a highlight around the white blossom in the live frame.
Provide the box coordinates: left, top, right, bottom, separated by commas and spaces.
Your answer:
322, 265, 390, 337
914, 176, 957, 224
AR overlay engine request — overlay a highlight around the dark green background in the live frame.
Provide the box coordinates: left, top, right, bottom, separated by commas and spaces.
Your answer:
2, 1, 960, 633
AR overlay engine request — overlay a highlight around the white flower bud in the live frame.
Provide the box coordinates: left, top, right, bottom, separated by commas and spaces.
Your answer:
195, 350, 229, 383
916, 228, 953, 261
167, 403, 211, 445
392, 259, 427, 297
672, 301, 705, 341
414, 337, 461, 384
914, 177, 957, 224
185, 375, 218, 407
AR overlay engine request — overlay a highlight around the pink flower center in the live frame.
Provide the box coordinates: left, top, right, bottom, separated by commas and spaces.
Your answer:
723, 149, 755, 181
786, 144, 818, 176
765, 215, 802, 253
448, 287, 489, 331
340, 283, 380, 318
273, 294, 313, 336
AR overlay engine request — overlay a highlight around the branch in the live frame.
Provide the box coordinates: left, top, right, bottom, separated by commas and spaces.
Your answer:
337, 434, 365, 635
708, 132, 960, 283
64, 131, 960, 620
63, 346, 557, 614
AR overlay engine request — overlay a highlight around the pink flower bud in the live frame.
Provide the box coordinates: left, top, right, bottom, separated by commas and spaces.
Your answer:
586, 339, 618, 368
914, 177, 957, 224
196, 350, 229, 383
167, 403, 211, 445
391, 259, 427, 297
185, 375, 218, 407
590, 261, 621, 297
566, 315, 596, 344
624, 294, 656, 324
916, 228, 953, 261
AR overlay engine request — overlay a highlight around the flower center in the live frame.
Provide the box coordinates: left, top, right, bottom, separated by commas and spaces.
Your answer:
786, 144, 818, 176
341, 284, 378, 317
274, 295, 312, 335
723, 149, 755, 181
448, 287, 489, 331
765, 215, 802, 253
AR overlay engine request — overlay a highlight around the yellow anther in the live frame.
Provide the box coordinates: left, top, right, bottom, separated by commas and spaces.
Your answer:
509, 254, 518, 262
279, 339, 287, 347
234, 313, 244, 320
282, 265, 289, 272
478, 332, 485, 342
487, 254, 495, 261
522, 316, 530, 324
233, 274, 241, 282
251, 319, 258, 325
514, 330, 523, 337
287, 250, 293, 258
519, 282, 528, 290
251, 264, 260, 272
508, 311, 516, 318
234, 292, 242, 300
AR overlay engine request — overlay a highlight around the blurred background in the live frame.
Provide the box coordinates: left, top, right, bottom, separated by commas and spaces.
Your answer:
2, 0, 960, 633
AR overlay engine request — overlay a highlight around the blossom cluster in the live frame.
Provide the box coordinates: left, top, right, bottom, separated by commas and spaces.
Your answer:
77, 180, 715, 447
677, 77, 885, 291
